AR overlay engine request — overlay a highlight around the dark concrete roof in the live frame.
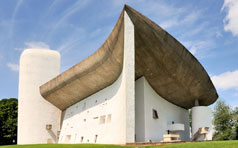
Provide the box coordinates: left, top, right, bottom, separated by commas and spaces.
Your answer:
40, 5, 218, 110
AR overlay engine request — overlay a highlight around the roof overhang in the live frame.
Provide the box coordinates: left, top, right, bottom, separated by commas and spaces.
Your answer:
40, 5, 218, 110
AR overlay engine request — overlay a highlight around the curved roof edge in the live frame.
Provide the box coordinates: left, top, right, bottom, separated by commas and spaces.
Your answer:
40, 5, 218, 110
40, 8, 125, 110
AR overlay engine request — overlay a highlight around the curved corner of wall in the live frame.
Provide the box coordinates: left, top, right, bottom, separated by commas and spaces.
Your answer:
18, 48, 61, 144
192, 106, 213, 141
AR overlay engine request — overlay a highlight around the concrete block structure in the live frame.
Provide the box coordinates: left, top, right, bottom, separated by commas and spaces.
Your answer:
18, 5, 218, 144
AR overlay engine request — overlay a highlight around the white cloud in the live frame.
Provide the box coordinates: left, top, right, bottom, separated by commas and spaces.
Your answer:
46, 0, 91, 41
7, 63, 19, 71
14, 47, 24, 51
211, 70, 238, 90
181, 11, 199, 24
181, 40, 214, 56
221, 0, 238, 36
160, 10, 200, 29
233, 92, 238, 97
160, 19, 178, 29
25, 41, 50, 49
8, 0, 24, 38
216, 31, 223, 38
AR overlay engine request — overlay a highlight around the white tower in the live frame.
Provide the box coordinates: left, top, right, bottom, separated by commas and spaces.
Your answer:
18, 49, 61, 144
192, 106, 213, 141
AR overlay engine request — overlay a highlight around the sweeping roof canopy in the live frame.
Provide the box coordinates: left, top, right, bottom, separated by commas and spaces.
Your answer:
40, 5, 218, 110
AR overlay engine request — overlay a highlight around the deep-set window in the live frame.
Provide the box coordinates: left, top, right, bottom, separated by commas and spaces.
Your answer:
95, 135, 98, 143
107, 114, 112, 123
99, 115, 106, 124
152, 109, 159, 119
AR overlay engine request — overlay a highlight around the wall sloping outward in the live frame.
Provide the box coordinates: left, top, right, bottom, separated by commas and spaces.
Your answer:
58, 11, 135, 144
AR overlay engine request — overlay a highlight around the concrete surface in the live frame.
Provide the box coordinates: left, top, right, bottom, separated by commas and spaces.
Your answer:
40, 5, 218, 110
192, 106, 213, 141
18, 49, 61, 144
58, 12, 135, 144
135, 77, 190, 142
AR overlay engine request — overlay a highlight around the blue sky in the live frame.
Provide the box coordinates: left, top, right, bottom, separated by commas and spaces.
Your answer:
0, 0, 237, 108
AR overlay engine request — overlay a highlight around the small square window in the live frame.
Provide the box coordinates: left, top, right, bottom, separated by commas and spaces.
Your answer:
107, 114, 112, 123
152, 109, 159, 119
99, 115, 106, 124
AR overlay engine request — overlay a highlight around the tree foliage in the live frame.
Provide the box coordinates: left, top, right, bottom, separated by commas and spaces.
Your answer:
0, 98, 18, 145
233, 107, 238, 140
213, 100, 237, 140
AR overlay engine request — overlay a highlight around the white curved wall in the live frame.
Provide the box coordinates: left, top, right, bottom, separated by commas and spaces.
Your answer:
135, 77, 190, 142
58, 11, 135, 144
59, 73, 126, 144
192, 106, 212, 140
57, 11, 191, 144
18, 49, 61, 144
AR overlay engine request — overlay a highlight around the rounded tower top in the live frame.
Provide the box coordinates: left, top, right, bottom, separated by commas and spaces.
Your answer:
20, 48, 60, 60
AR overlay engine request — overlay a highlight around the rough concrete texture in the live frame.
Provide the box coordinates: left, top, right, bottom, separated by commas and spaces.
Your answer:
40, 5, 218, 110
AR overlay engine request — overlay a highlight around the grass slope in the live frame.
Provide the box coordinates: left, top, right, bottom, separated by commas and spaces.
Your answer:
0, 141, 238, 148
147, 141, 238, 148
0, 144, 133, 148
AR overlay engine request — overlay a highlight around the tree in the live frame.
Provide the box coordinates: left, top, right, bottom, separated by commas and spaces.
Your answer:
0, 98, 18, 145
213, 100, 234, 140
233, 107, 238, 140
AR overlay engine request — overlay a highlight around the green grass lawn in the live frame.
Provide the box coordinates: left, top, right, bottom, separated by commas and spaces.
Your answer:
0, 144, 133, 148
1, 141, 238, 148
146, 141, 238, 148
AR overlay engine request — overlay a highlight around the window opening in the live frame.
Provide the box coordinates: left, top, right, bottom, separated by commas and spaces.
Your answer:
152, 109, 159, 119
95, 135, 98, 143
99, 115, 106, 124
107, 114, 112, 123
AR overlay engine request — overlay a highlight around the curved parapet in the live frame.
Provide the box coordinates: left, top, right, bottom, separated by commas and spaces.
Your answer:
40, 5, 218, 110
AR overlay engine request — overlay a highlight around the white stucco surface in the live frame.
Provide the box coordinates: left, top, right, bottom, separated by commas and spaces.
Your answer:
18, 49, 61, 144
58, 73, 125, 144
168, 123, 185, 132
124, 10, 135, 143
16, 10, 216, 145
58, 11, 135, 145
135, 77, 190, 142
192, 106, 212, 140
